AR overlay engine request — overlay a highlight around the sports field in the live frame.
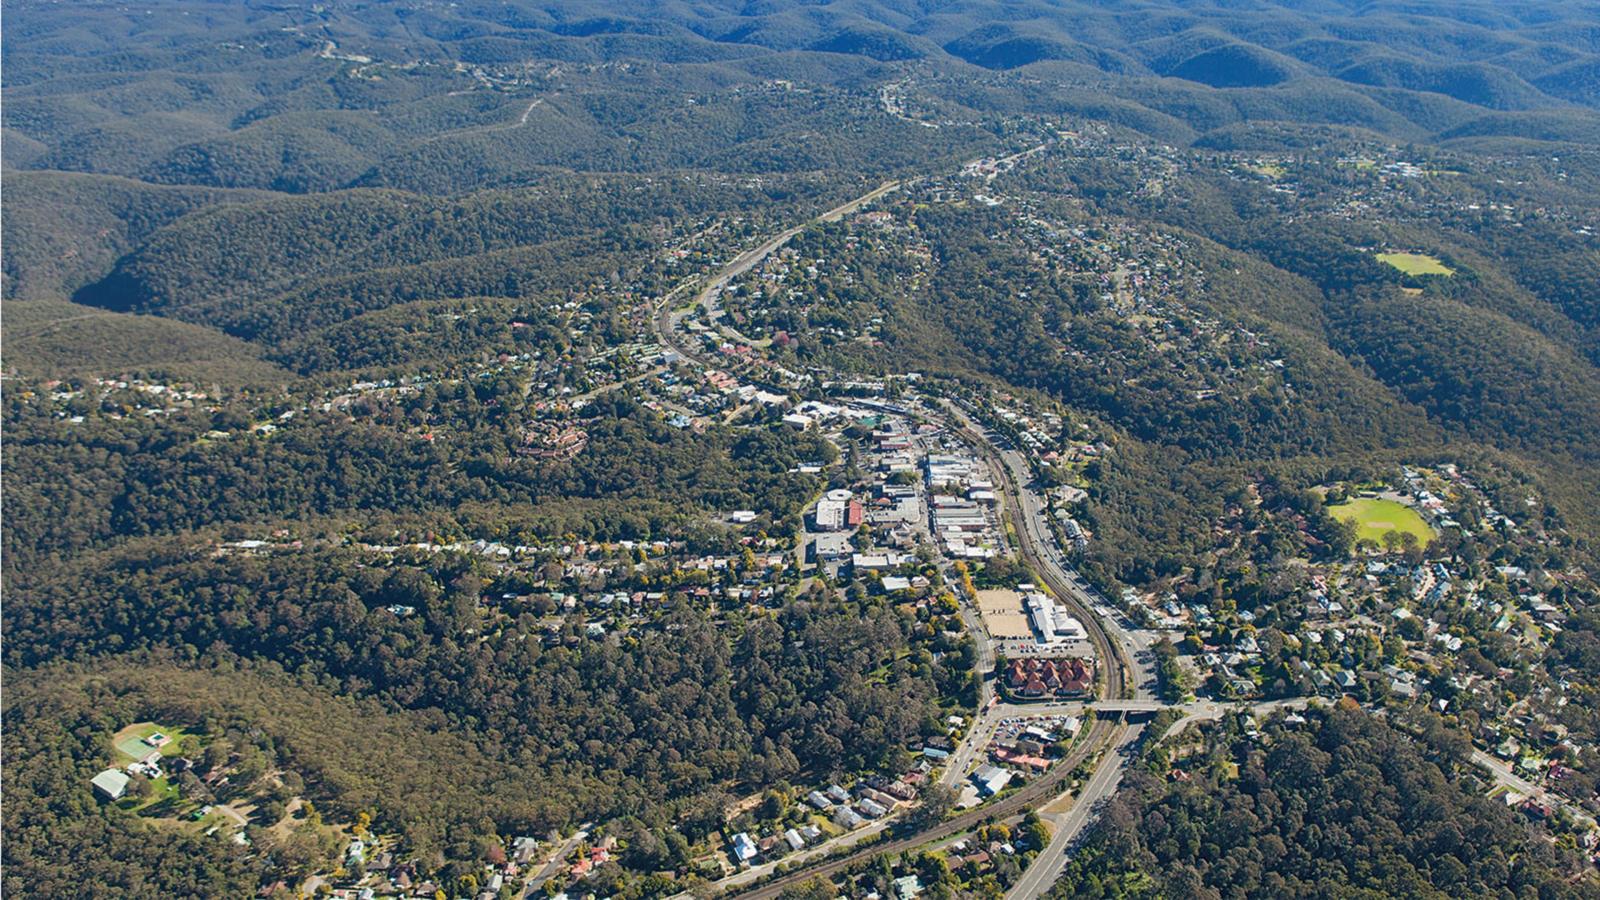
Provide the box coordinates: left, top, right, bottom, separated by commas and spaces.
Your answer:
1376, 252, 1454, 276
1328, 497, 1435, 546
113, 722, 188, 762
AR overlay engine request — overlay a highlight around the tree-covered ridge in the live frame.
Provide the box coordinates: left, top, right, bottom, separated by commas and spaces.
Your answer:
708, 134, 1600, 580
1, 389, 828, 571
1018, 143, 1600, 470
2, 2, 994, 196
1051, 706, 1591, 899
69, 174, 835, 342
0, 171, 276, 301
6, 0, 1599, 200
1, 299, 293, 388
272, 296, 568, 375
4, 0, 1600, 894
4, 561, 959, 879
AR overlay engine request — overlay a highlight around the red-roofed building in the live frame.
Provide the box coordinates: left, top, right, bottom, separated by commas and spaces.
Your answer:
1005, 657, 1093, 699
846, 501, 864, 528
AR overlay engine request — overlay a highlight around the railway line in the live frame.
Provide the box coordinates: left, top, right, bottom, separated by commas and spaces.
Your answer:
729, 714, 1122, 899
946, 408, 1134, 703
727, 411, 1140, 899
648, 178, 1145, 900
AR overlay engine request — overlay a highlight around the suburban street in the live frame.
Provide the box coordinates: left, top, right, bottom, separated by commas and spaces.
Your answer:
644, 198, 1158, 897
643, 174, 1439, 900
1471, 748, 1596, 829
730, 717, 1121, 900
521, 826, 590, 897
21, 9, 1600, 900
678, 179, 903, 338
1007, 723, 1145, 900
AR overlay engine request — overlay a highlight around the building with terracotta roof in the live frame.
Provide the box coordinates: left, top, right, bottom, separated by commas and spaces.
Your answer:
1005, 657, 1094, 699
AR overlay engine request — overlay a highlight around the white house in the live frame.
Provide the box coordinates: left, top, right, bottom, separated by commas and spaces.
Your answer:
92, 768, 130, 801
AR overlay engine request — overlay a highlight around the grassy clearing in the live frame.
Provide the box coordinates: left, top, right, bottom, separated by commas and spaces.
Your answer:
1376, 252, 1454, 277
112, 721, 194, 762
1329, 497, 1435, 546
117, 774, 182, 816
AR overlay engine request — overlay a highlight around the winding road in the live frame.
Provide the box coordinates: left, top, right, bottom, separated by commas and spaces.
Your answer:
642, 171, 1153, 900
639, 149, 1548, 900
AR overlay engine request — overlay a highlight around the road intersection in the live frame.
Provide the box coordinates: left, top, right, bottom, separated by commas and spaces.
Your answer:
642, 174, 1498, 900
646, 177, 1169, 900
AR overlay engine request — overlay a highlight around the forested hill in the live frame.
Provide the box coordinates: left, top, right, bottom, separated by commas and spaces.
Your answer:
5, 0, 1600, 896
71, 177, 830, 343
6, 0, 1600, 199
8, 0, 1600, 380
1050, 705, 1593, 898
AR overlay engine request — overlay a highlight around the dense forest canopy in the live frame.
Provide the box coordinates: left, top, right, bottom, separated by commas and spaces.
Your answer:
1050, 706, 1592, 899
5, 0, 1600, 896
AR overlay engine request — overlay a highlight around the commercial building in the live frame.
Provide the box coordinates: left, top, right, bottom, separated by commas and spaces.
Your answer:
972, 764, 1013, 797
814, 498, 848, 531
814, 532, 854, 561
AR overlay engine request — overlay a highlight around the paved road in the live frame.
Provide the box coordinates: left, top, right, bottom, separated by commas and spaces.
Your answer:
647, 174, 1155, 900
521, 827, 590, 897
1471, 748, 1596, 828
989, 437, 1156, 701
680, 180, 902, 338
937, 553, 999, 788
652, 181, 901, 379
941, 706, 1002, 792
641, 182, 1523, 900
697, 813, 900, 895
1007, 723, 1145, 900
999, 697, 1317, 900
528, 364, 667, 404
729, 717, 1121, 900
943, 404, 1132, 702
938, 601, 998, 789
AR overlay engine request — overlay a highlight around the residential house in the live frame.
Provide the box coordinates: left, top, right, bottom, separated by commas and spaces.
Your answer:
92, 769, 129, 801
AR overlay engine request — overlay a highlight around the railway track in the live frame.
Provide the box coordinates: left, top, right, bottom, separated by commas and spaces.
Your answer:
729, 715, 1121, 899
649, 179, 1140, 900
949, 413, 1133, 703
731, 418, 1137, 899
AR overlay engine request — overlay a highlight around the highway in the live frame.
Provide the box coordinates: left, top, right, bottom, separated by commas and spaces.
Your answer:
730, 403, 1142, 899
643, 186, 1468, 898
942, 404, 1164, 899
647, 175, 1153, 900
671, 179, 902, 345
1006, 723, 1144, 900
943, 403, 1135, 703
728, 715, 1122, 900
998, 451, 1158, 698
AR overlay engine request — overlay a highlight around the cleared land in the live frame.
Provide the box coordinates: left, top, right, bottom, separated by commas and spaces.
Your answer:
1329, 497, 1435, 546
112, 721, 190, 762
1376, 252, 1454, 276
975, 588, 1032, 640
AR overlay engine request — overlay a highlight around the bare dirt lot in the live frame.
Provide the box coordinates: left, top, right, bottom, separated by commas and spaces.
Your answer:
976, 589, 1032, 640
